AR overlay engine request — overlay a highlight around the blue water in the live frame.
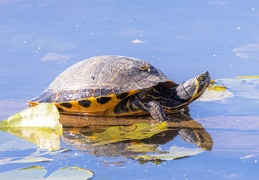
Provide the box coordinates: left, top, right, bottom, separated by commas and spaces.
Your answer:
1, 1, 259, 179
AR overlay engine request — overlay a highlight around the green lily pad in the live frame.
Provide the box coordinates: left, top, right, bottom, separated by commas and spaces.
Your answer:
0, 166, 94, 180
133, 145, 204, 162
233, 43, 259, 59
199, 80, 234, 101
31, 148, 71, 157
236, 75, 259, 79
0, 158, 12, 165
0, 166, 47, 180
199, 88, 234, 101
199, 76, 259, 101
217, 77, 259, 99
7, 157, 54, 164
0, 104, 62, 151
0, 148, 70, 165
47, 166, 94, 180
0, 103, 61, 130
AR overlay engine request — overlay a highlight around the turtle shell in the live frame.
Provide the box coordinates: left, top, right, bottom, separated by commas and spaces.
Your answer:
29, 56, 177, 115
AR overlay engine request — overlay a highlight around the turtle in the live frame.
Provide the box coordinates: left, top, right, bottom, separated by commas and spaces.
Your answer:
29, 55, 210, 121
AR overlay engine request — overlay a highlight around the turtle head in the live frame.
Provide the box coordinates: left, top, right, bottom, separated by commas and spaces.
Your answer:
169, 71, 210, 108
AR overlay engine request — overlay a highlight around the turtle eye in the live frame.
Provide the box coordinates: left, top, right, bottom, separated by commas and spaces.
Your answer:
197, 75, 205, 81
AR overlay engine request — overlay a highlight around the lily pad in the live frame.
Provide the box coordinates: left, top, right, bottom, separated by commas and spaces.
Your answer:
199, 89, 234, 101
0, 104, 62, 151
199, 80, 234, 101
0, 103, 61, 130
199, 76, 259, 101
0, 166, 93, 180
47, 166, 94, 180
0, 166, 47, 180
233, 43, 259, 59
133, 145, 204, 162
7, 157, 54, 164
217, 77, 259, 99
0, 148, 71, 165
236, 75, 259, 79
31, 148, 71, 157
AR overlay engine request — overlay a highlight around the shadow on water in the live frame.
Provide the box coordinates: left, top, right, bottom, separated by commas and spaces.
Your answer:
60, 112, 213, 161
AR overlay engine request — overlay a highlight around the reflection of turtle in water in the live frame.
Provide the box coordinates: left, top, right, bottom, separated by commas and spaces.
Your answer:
29, 56, 210, 121
61, 113, 213, 159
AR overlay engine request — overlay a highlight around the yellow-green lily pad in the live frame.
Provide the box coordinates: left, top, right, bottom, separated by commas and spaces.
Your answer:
0, 104, 62, 151
199, 88, 234, 101
199, 80, 234, 101
0, 103, 61, 130
236, 75, 259, 79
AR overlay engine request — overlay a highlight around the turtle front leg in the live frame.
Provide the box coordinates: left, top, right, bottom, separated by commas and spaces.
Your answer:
141, 101, 167, 121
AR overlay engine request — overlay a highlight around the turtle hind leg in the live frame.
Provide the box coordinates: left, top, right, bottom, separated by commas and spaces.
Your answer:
141, 101, 167, 121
